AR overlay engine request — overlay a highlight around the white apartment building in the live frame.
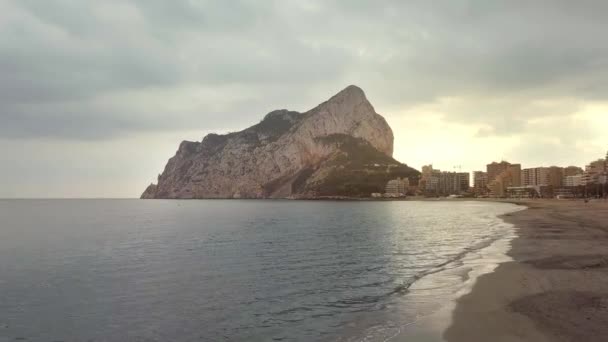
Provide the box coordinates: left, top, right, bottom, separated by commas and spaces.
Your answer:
564, 174, 583, 187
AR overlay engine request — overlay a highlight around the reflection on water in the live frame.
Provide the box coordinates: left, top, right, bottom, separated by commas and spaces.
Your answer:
0, 199, 520, 342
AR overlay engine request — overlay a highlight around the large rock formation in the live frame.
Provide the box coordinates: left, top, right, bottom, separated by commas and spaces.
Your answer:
141, 85, 419, 199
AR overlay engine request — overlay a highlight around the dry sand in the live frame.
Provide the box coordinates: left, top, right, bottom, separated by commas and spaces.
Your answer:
444, 199, 608, 342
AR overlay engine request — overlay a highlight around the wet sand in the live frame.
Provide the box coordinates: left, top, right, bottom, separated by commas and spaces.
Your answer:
444, 199, 608, 342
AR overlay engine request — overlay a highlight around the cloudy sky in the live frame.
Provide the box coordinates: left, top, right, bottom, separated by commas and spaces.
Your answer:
2, 0, 608, 198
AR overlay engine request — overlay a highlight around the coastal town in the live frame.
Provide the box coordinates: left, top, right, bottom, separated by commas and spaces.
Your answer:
381, 149, 608, 199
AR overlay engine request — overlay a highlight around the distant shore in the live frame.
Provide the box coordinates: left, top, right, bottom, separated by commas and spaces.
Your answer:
444, 199, 608, 341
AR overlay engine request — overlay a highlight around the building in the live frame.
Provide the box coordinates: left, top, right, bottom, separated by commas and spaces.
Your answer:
457, 172, 471, 193
425, 176, 439, 192
488, 163, 521, 197
420, 164, 441, 193
487, 161, 520, 185
437, 172, 470, 195
521, 167, 549, 186
580, 156, 608, 197
565, 174, 583, 187
547, 166, 564, 188
419, 165, 469, 195
521, 166, 564, 188
473, 171, 488, 191
582, 159, 606, 185
385, 178, 409, 196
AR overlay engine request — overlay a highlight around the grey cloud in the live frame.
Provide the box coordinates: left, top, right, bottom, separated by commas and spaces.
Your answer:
350, 1, 608, 103
2, 0, 608, 140
0, 96, 259, 140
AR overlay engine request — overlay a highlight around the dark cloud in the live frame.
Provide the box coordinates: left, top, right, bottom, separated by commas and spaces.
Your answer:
1, 0, 608, 140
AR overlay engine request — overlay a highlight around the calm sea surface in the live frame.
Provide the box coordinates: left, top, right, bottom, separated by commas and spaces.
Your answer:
0, 199, 520, 342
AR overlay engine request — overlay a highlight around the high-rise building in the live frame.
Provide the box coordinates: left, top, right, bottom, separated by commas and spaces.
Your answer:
582, 159, 606, 185
473, 171, 488, 189
458, 172, 471, 192
487, 161, 512, 185
487, 161, 521, 186
437, 172, 470, 194
420, 164, 441, 192
421, 165, 435, 177
488, 163, 521, 197
420, 165, 469, 194
547, 166, 564, 188
521, 166, 564, 187
472, 171, 488, 195
426, 176, 440, 192
521, 167, 549, 186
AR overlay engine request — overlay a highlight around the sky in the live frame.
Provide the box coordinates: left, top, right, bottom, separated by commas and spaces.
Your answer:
2, 0, 608, 198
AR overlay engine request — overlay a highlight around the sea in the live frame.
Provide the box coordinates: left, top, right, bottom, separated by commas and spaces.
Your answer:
0, 199, 522, 342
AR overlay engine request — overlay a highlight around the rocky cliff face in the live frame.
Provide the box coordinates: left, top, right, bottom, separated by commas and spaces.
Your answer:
142, 85, 418, 199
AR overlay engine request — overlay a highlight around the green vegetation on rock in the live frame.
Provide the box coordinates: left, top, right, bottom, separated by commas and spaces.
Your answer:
310, 134, 420, 197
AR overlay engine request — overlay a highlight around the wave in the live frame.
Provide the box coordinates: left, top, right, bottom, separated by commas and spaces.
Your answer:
325, 284, 411, 308
408, 229, 510, 283
335, 223, 517, 342
324, 228, 511, 312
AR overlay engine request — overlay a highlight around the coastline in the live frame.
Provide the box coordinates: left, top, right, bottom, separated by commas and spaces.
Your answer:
444, 199, 608, 341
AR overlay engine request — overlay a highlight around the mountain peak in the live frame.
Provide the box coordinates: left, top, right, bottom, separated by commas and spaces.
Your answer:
329, 85, 366, 103
315, 85, 370, 115
342, 84, 365, 95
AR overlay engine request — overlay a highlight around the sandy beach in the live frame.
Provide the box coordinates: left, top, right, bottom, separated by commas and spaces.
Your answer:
445, 199, 608, 341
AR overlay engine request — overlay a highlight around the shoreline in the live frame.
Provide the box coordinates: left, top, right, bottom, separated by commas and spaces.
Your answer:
444, 199, 608, 341
387, 201, 523, 342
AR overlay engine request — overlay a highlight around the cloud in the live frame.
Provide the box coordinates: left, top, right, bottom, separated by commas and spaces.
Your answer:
2, 0, 608, 196
3, 0, 608, 140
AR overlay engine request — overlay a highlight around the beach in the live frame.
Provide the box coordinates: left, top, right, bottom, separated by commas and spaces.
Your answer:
445, 199, 608, 341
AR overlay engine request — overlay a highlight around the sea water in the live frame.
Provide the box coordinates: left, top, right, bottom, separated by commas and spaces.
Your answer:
0, 199, 521, 342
